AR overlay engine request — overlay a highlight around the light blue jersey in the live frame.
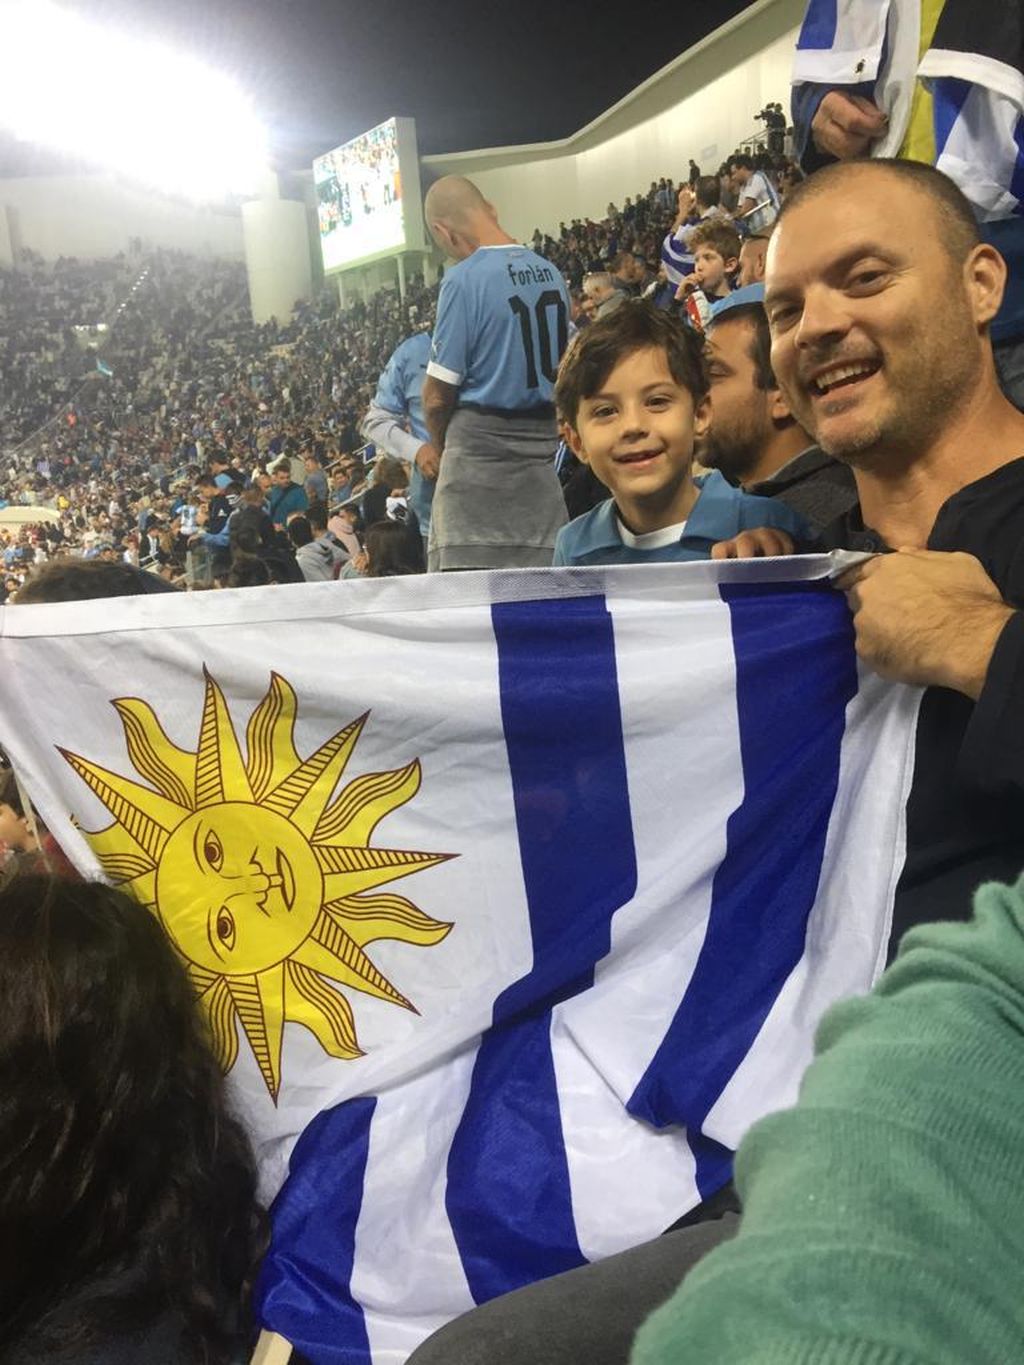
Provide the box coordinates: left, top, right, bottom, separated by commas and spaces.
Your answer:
362, 331, 434, 537
427, 245, 570, 412
373, 332, 431, 443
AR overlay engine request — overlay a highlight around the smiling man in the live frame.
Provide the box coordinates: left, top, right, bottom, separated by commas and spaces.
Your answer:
765, 157, 1024, 941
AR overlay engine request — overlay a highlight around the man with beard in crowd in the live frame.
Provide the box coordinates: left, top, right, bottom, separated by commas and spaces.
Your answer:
702, 286, 857, 529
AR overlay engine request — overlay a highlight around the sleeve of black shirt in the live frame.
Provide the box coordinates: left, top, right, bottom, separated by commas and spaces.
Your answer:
960, 612, 1024, 793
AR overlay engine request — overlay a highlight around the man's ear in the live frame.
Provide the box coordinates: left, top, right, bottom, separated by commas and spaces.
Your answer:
724, 256, 740, 276
964, 243, 1006, 330
768, 384, 794, 424
693, 394, 712, 440
565, 422, 589, 463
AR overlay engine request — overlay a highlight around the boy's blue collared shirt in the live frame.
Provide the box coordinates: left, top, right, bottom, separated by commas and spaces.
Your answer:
552, 471, 810, 566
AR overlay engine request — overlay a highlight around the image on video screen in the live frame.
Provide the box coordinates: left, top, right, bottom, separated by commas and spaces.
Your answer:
314, 119, 404, 270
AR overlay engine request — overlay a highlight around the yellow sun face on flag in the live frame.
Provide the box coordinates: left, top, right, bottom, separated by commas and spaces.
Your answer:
59, 669, 454, 1101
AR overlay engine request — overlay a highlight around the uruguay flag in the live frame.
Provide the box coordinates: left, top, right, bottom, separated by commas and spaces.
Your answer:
0, 558, 919, 1363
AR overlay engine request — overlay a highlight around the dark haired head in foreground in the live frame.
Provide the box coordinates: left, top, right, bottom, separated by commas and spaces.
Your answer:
13, 558, 182, 604
0, 877, 265, 1360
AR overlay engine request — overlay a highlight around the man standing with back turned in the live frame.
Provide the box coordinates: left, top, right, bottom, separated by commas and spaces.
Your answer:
422, 176, 571, 570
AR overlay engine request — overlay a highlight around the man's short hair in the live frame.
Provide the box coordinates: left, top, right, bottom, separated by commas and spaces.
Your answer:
555, 300, 708, 428
611, 250, 636, 275
777, 158, 981, 265
694, 176, 720, 209
707, 303, 775, 390
689, 220, 743, 263
728, 153, 755, 173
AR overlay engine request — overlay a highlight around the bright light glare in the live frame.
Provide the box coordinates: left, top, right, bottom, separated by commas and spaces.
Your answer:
0, 0, 269, 199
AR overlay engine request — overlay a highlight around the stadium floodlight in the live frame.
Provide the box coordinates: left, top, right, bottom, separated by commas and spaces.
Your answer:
0, 0, 269, 200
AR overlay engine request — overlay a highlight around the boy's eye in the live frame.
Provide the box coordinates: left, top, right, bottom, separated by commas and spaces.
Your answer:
589, 405, 615, 419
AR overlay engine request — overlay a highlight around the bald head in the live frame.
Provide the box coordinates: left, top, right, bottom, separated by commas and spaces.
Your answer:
424, 176, 507, 259
424, 176, 490, 229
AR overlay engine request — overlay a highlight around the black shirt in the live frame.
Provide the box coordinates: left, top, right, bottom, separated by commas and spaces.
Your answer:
818, 458, 1024, 951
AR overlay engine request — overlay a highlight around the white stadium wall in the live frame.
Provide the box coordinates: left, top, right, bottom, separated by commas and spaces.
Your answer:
0, 174, 245, 262
423, 0, 806, 244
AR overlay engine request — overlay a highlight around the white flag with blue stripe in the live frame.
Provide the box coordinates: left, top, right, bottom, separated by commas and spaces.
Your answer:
0, 559, 919, 1363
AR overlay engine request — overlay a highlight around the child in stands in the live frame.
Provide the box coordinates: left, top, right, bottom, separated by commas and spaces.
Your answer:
552, 302, 807, 566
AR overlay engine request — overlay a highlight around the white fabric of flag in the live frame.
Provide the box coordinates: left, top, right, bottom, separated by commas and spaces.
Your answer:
0, 559, 920, 1364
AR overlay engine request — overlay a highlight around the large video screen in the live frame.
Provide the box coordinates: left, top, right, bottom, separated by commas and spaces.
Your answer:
314, 117, 423, 273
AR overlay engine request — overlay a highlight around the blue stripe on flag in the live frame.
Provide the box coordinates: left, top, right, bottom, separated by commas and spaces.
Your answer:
932, 78, 972, 160
796, 0, 838, 49
1011, 113, 1024, 215
628, 582, 857, 1199
447, 594, 638, 1303
256, 1096, 377, 1363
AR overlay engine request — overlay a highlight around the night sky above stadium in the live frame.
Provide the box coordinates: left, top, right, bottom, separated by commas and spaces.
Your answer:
67, 0, 754, 164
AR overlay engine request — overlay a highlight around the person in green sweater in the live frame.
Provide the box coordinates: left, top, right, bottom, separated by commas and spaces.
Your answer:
632, 873, 1024, 1365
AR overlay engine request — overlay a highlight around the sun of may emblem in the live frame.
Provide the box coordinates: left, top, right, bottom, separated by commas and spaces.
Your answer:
59, 669, 454, 1101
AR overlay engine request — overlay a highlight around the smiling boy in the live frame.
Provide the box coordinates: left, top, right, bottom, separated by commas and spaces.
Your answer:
552, 302, 808, 566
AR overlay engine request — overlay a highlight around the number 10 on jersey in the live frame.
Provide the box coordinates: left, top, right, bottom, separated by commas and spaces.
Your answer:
508, 290, 568, 389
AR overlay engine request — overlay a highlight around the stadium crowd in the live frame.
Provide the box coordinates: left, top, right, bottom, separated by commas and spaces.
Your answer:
0, 144, 808, 601
4, 1, 1024, 1360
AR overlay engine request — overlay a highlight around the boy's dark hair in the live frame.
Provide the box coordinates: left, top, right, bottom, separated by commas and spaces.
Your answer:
555, 301, 708, 428
689, 220, 742, 263
728, 153, 755, 172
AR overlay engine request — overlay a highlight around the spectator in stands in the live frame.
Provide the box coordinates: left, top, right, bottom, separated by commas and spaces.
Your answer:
737, 229, 771, 286
209, 450, 247, 489
610, 250, 645, 300
552, 302, 807, 566
360, 456, 407, 527
361, 329, 437, 550
364, 519, 426, 577
0, 876, 264, 1361
791, 0, 1024, 408
288, 514, 346, 581
681, 221, 742, 304
327, 502, 363, 559
303, 452, 329, 506
702, 288, 857, 529
422, 176, 570, 570
267, 458, 308, 531
583, 272, 624, 320
726, 153, 781, 232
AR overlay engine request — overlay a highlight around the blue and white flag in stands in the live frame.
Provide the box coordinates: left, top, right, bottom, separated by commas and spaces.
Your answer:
95, 357, 114, 378
0, 559, 920, 1365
